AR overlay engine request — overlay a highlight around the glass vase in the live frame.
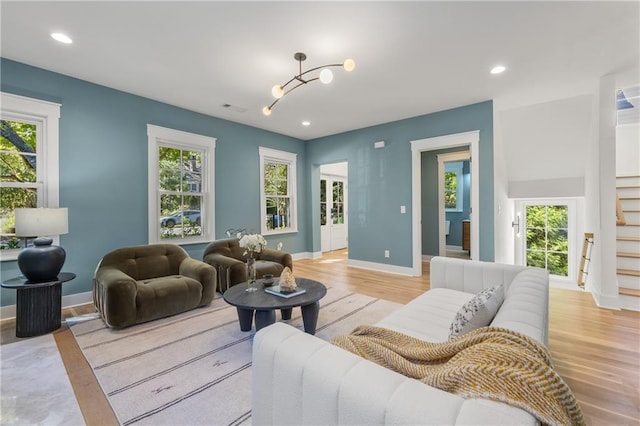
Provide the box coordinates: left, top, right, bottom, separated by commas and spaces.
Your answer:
246, 256, 257, 292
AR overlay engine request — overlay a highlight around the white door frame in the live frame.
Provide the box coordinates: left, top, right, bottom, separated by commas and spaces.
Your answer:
437, 151, 471, 256
411, 131, 480, 276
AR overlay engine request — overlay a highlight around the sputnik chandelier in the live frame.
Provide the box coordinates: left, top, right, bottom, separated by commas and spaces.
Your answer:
262, 52, 355, 116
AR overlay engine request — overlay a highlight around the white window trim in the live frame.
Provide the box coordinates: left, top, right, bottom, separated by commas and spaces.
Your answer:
147, 124, 216, 245
514, 198, 580, 284
259, 147, 298, 236
1, 92, 61, 261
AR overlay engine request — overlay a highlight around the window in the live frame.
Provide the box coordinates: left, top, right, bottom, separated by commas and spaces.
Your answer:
320, 179, 344, 225
147, 125, 215, 244
0, 93, 60, 261
525, 204, 569, 276
259, 147, 297, 235
332, 181, 344, 224
515, 199, 577, 280
444, 162, 464, 212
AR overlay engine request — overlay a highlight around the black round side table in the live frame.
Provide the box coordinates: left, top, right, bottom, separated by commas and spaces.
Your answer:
1, 272, 76, 338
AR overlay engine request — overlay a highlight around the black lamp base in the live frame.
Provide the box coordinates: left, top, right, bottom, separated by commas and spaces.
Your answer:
17, 237, 66, 283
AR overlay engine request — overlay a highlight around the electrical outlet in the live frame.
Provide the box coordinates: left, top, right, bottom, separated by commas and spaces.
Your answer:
400, 205, 406, 214
384, 250, 390, 258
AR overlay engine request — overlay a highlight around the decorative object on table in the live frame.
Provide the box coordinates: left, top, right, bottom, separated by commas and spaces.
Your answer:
14, 207, 69, 282
239, 233, 267, 292
265, 284, 306, 299
262, 274, 274, 286
279, 266, 297, 292
262, 52, 355, 116
246, 256, 257, 292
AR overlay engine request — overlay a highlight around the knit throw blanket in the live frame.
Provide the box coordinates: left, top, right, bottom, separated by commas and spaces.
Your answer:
331, 325, 585, 426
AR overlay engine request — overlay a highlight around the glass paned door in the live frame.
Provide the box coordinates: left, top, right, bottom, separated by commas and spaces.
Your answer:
524, 204, 569, 277
320, 176, 347, 252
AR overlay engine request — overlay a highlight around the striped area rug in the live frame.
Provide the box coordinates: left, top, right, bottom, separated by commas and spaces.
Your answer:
69, 286, 401, 425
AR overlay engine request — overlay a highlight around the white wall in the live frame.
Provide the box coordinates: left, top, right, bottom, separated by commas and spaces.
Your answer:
500, 94, 593, 188
493, 100, 513, 264
616, 123, 640, 176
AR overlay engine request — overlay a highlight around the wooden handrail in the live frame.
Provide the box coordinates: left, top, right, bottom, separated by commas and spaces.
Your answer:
616, 193, 626, 226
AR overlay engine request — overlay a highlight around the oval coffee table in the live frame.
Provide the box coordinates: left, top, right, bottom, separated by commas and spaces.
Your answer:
223, 277, 327, 334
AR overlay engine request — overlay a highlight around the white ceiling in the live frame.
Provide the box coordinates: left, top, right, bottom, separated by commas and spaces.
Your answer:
1, 1, 638, 140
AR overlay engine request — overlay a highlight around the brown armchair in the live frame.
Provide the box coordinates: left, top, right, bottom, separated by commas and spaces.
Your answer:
203, 238, 293, 292
93, 244, 216, 328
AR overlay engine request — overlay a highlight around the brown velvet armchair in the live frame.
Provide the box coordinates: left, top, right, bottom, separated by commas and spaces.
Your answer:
203, 238, 293, 292
93, 244, 216, 328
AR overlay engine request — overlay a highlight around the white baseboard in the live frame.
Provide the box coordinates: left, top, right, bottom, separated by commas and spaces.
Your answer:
347, 259, 414, 276
290, 251, 317, 260
0, 291, 93, 321
590, 288, 621, 310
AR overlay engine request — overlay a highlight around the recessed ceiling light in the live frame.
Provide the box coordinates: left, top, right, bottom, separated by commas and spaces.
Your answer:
302, 121, 311, 126
51, 33, 73, 44
490, 65, 506, 75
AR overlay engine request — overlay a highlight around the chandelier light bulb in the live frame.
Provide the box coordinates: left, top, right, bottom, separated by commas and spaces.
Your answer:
262, 106, 272, 116
343, 58, 355, 72
319, 68, 334, 84
271, 85, 284, 99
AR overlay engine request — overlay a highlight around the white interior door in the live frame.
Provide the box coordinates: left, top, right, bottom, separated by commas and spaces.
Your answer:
320, 163, 348, 252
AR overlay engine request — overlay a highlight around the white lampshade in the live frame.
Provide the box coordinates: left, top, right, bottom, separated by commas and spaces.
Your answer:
271, 85, 284, 99
15, 208, 69, 237
343, 58, 355, 72
319, 68, 334, 84
262, 106, 272, 116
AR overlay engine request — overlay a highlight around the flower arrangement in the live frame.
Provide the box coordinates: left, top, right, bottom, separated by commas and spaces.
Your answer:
239, 233, 267, 257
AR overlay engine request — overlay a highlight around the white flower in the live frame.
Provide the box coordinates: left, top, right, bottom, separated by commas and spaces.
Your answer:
239, 233, 267, 255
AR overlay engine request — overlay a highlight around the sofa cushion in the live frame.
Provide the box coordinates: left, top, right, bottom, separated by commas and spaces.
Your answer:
449, 285, 504, 339
135, 275, 203, 323
376, 288, 474, 342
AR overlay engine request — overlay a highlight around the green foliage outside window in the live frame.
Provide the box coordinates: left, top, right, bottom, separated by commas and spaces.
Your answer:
1, 120, 38, 247
525, 205, 568, 276
158, 146, 203, 239
265, 162, 290, 230
444, 171, 458, 209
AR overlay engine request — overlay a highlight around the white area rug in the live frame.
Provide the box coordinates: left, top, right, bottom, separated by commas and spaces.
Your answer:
0, 333, 85, 425
69, 287, 401, 426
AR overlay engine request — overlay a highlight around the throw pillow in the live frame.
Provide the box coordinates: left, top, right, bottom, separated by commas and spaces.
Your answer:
449, 285, 504, 339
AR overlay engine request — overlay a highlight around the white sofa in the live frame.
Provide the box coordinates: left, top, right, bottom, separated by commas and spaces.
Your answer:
252, 256, 550, 425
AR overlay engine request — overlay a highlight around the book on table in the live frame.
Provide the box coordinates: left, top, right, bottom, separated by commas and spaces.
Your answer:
264, 285, 306, 298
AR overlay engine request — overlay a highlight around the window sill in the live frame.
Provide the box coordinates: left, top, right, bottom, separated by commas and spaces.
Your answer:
262, 228, 298, 237
0, 251, 19, 262
151, 238, 212, 246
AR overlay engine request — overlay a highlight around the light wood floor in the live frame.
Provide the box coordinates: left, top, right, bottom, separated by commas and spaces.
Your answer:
2, 250, 639, 425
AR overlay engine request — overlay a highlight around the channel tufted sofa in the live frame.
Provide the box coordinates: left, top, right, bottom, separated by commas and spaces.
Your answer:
203, 238, 293, 292
93, 244, 216, 328
252, 256, 550, 425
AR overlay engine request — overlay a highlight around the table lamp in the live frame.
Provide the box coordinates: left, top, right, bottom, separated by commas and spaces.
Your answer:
15, 207, 69, 282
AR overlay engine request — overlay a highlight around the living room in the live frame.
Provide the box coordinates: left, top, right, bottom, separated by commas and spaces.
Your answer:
0, 1, 639, 425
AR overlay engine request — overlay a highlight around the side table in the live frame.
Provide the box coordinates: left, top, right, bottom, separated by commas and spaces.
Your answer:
1, 272, 76, 338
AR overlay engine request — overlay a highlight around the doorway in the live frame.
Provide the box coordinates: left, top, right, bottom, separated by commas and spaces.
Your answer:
410, 131, 480, 276
438, 151, 471, 259
320, 162, 348, 253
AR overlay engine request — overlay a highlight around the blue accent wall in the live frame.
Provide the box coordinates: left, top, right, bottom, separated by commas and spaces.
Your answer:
0, 58, 307, 306
0, 58, 494, 307
306, 101, 494, 267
